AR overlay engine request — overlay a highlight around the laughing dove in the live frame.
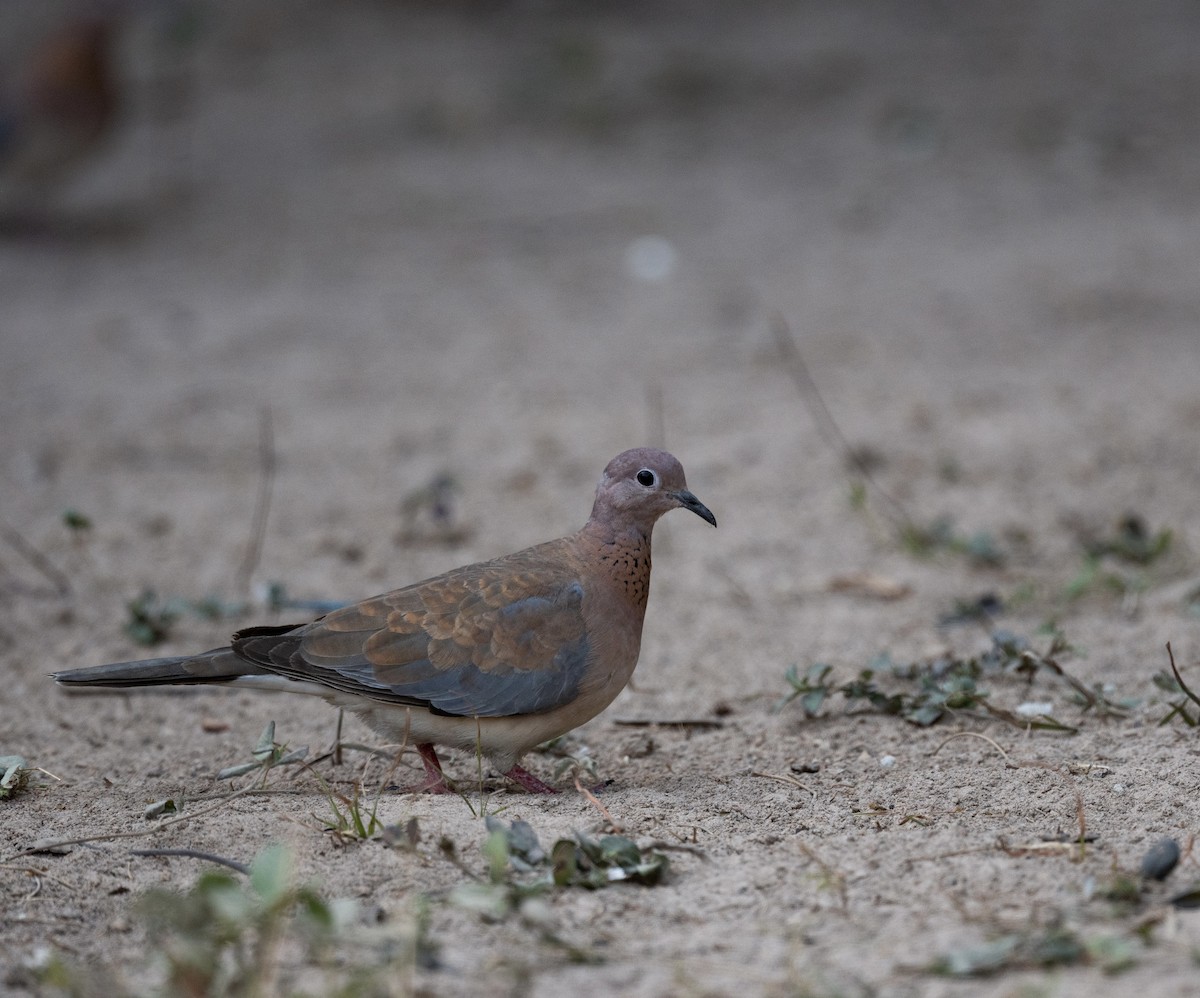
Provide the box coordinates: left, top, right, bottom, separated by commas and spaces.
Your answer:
54, 448, 716, 794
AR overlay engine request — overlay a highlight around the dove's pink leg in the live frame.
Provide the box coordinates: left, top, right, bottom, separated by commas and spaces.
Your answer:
399, 743, 456, 794
504, 764, 558, 794
401, 748, 555, 795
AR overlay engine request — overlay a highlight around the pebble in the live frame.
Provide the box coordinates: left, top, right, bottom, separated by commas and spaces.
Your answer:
1140, 838, 1180, 881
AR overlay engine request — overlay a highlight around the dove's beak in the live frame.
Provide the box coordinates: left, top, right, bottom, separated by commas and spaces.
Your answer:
672, 489, 717, 527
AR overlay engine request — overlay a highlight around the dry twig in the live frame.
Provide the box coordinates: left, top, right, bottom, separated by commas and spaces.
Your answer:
750, 770, 816, 794
234, 406, 276, 595
0, 517, 70, 595
3, 781, 259, 863
129, 848, 250, 875
931, 731, 1015, 767
770, 314, 911, 528
575, 775, 623, 832
1166, 641, 1200, 711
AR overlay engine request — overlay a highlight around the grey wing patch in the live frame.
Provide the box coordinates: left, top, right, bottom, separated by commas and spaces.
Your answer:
236, 584, 592, 718
421, 619, 590, 717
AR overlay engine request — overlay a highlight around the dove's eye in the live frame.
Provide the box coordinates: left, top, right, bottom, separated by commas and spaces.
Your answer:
636, 469, 657, 487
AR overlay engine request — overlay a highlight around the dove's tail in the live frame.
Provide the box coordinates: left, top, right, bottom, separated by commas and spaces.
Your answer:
53, 648, 263, 689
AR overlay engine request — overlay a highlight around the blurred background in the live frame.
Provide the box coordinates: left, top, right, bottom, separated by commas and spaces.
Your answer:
2, 0, 1199, 666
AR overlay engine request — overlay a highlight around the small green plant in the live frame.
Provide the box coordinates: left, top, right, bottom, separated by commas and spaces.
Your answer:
124, 589, 182, 646
549, 830, 669, 889
216, 721, 309, 782
778, 632, 1117, 731
123, 589, 259, 648
539, 735, 600, 785
1066, 514, 1175, 604
139, 845, 327, 995
1083, 514, 1172, 565
315, 777, 384, 844
436, 817, 666, 962
1154, 673, 1197, 726
901, 516, 1004, 568
777, 663, 835, 715
1154, 643, 1200, 726
62, 508, 92, 531
0, 755, 30, 800
39, 844, 433, 996
396, 471, 471, 546
930, 924, 1138, 976
445, 818, 669, 922
1099, 873, 1143, 908
142, 844, 431, 995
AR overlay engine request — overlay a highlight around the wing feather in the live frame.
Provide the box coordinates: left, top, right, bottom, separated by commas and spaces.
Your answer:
232, 546, 590, 718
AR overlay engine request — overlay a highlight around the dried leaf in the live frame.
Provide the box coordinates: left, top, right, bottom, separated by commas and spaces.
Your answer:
827, 571, 912, 601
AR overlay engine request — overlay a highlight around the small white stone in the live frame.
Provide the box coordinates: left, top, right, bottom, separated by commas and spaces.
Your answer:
26, 945, 52, 969
880, 754, 896, 768
625, 236, 677, 283
1112, 783, 1125, 794
1016, 701, 1055, 717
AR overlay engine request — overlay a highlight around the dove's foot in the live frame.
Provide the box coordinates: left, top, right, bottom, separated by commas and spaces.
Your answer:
504, 764, 559, 795
395, 743, 457, 794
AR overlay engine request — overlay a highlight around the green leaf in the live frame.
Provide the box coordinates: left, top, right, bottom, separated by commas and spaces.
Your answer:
906, 703, 945, 726
250, 844, 293, 908
202, 875, 253, 926
1085, 934, 1138, 973
551, 839, 580, 887
1029, 927, 1084, 966
449, 882, 512, 920
0, 755, 29, 798
482, 827, 510, 884
62, 509, 92, 531
294, 889, 336, 934
932, 935, 1021, 976
143, 798, 179, 820
253, 722, 277, 760
595, 835, 642, 868
801, 687, 828, 716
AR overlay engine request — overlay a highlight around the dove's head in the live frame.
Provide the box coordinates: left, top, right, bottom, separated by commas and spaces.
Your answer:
588, 448, 716, 535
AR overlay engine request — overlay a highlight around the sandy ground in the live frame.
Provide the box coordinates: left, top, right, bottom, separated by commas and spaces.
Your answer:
3, 1, 1200, 995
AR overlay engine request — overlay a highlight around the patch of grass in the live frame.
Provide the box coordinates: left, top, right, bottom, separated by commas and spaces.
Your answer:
315, 777, 384, 844
434, 817, 668, 962
37, 843, 434, 996
931, 925, 1138, 976
441, 817, 668, 930
472, 817, 667, 892
1153, 643, 1200, 726
123, 589, 258, 647
938, 592, 1004, 627
395, 471, 471, 546
1064, 556, 1148, 604
779, 631, 1121, 731
1083, 514, 1172, 566
900, 516, 1005, 568
123, 589, 183, 646
1065, 514, 1176, 606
